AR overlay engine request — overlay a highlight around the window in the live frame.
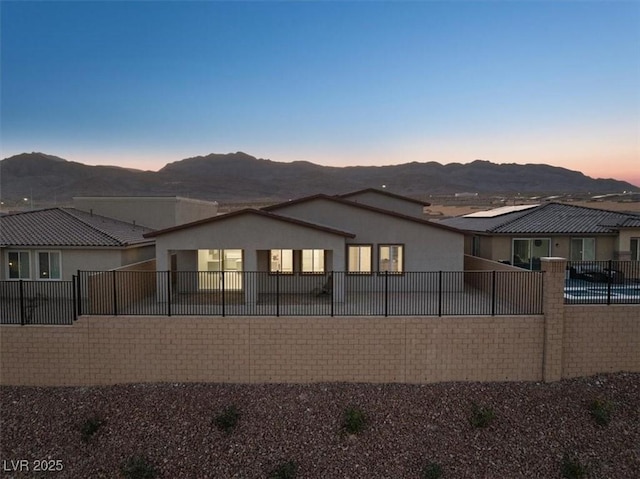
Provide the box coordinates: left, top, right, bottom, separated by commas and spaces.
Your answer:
379, 245, 403, 273
270, 249, 293, 273
570, 238, 595, 261
632, 238, 640, 261
8, 251, 30, 279
302, 249, 324, 274
348, 245, 372, 274
37, 251, 61, 280
512, 238, 550, 270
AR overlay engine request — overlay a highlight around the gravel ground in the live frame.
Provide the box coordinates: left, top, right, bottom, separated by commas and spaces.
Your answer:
1, 373, 638, 479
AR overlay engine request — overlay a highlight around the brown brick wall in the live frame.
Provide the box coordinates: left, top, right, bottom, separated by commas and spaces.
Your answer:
562, 305, 640, 378
1, 314, 546, 386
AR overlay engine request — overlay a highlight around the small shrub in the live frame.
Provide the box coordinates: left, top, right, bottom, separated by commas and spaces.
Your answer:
561, 454, 588, 479
421, 461, 443, 479
589, 398, 614, 426
80, 415, 104, 442
120, 455, 157, 479
342, 406, 367, 435
269, 460, 297, 479
214, 405, 240, 434
469, 402, 495, 428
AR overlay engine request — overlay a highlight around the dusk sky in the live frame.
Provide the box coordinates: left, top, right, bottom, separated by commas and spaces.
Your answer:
1, 1, 639, 186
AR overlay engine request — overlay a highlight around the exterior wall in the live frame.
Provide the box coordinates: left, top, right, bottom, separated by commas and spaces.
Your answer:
271, 199, 464, 272
0, 314, 544, 386
154, 214, 347, 273
562, 305, 640, 378
2, 257, 637, 386
73, 197, 218, 230
481, 235, 618, 263
342, 191, 425, 218
1, 247, 122, 281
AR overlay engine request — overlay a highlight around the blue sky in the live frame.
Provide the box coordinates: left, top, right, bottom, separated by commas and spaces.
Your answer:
1, 1, 639, 186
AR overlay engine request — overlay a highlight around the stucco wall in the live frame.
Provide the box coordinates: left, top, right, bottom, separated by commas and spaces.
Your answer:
270, 198, 464, 271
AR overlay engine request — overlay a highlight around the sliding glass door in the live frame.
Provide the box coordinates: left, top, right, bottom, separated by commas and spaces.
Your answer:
512, 238, 550, 270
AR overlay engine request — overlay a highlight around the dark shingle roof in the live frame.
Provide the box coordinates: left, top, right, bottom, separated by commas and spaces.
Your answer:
0, 208, 154, 247
439, 203, 640, 235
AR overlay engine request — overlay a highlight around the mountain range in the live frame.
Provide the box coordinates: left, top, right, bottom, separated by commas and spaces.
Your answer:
0, 152, 637, 205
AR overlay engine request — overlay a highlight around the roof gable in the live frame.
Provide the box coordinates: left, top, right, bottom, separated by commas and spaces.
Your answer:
144, 208, 355, 238
263, 194, 462, 234
338, 188, 431, 206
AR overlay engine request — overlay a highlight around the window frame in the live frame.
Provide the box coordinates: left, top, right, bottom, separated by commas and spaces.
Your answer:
36, 250, 62, 280
7, 250, 31, 280
346, 244, 373, 275
300, 249, 325, 275
269, 249, 294, 274
570, 237, 596, 261
378, 244, 405, 275
631, 238, 640, 261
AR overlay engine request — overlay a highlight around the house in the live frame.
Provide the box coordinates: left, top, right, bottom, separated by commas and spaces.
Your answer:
437, 202, 640, 269
73, 196, 219, 230
0, 208, 155, 282
144, 191, 465, 302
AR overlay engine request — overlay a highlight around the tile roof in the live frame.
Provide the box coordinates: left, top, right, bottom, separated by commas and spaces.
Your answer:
438, 203, 640, 235
0, 208, 154, 247
337, 188, 431, 206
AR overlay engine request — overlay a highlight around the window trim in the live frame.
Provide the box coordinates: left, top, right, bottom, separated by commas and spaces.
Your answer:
570, 237, 596, 262
300, 249, 326, 275
36, 250, 62, 280
378, 244, 405, 275
7, 250, 31, 280
269, 249, 294, 274
346, 244, 374, 275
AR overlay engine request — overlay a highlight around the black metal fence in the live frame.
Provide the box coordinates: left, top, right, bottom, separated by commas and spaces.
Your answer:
76, 270, 544, 317
0, 279, 77, 325
565, 260, 640, 305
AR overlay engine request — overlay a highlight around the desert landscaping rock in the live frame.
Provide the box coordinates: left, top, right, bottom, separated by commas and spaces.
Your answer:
1, 373, 638, 478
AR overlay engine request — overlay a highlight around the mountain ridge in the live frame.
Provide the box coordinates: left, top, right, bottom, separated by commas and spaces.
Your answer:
1, 152, 636, 205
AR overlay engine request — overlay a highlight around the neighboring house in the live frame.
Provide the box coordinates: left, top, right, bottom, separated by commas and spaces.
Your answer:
144, 191, 464, 301
336, 188, 430, 218
73, 196, 219, 230
0, 208, 155, 281
437, 203, 640, 269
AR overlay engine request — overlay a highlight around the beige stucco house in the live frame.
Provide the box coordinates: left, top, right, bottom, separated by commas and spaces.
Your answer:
0, 208, 155, 282
438, 203, 640, 269
144, 191, 464, 302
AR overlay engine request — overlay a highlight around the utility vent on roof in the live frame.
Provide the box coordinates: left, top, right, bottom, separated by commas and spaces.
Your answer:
463, 204, 539, 218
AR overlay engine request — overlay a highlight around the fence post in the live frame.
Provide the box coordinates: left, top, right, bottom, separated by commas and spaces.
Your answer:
438, 271, 443, 317
167, 271, 172, 317
76, 271, 82, 317
112, 270, 118, 316
330, 271, 334, 317
72, 275, 78, 322
491, 270, 496, 316
607, 259, 612, 305
276, 271, 280, 317
384, 270, 389, 317
221, 271, 226, 317
19, 279, 25, 326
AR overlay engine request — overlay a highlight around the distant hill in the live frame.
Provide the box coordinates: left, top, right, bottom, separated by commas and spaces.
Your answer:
1, 151, 637, 205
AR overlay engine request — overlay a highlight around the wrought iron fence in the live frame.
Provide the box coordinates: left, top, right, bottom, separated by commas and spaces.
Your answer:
565, 260, 640, 305
76, 270, 543, 317
0, 279, 77, 325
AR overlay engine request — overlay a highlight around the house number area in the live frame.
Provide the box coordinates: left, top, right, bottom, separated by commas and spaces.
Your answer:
2, 459, 64, 473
